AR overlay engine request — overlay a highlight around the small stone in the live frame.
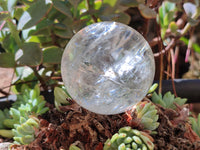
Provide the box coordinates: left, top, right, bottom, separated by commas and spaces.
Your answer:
61, 22, 155, 115
0, 142, 12, 150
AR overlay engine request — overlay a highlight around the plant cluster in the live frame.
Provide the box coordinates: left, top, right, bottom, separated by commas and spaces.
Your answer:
0, 85, 49, 145
151, 91, 187, 109
189, 114, 200, 137
104, 126, 154, 150
134, 101, 159, 131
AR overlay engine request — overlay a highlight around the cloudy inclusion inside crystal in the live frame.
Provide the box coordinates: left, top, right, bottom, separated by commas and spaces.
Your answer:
61, 22, 155, 115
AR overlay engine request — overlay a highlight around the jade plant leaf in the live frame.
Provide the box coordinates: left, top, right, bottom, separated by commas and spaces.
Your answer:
138, 4, 157, 19
169, 21, 178, 33
17, 0, 52, 30
69, 145, 81, 150
2, 34, 19, 53
114, 12, 131, 24
119, 0, 139, 7
0, 52, 15, 68
43, 46, 63, 64
183, 2, 199, 27
195, 0, 199, 6
100, 12, 130, 24
54, 28, 74, 38
7, 0, 17, 15
167, 0, 182, 3
183, 2, 196, 17
68, 0, 82, 8
0, 12, 9, 21
103, 0, 118, 7
25, 19, 54, 38
15, 42, 42, 66
13, 5, 24, 20
54, 87, 71, 112
52, 0, 72, 18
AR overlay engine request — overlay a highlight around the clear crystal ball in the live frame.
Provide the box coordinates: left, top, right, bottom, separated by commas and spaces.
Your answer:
61, 22, 155, 115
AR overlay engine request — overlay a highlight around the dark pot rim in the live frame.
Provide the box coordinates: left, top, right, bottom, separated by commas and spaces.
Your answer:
0, 79, 200, 110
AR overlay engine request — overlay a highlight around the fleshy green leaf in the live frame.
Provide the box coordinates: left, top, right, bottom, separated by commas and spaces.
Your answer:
195, 0, 199, 6
167, 0, 181, 3
164, 1, 176, 12
148, 83, 158, 94
163, 11, 174, 26
169, 21, 178, 33
52, 0, 72, 18
189, 116, 200, 137
25, 19, 54, 37
0, 11, 9, 20
187, 16, 199, 26
119, 0, 138, 7
0, 52, 15, 68
21, 123, 34, 134
0, 130, 14, 138
54, 28, 73, 38
13, 5, 24, 20
21, 135, 35, 145
68, 0, 82, 8
69, 145, 81, 150
10, 108, 20, 120
3, 119, 16, 128
18, 0, 52, 30
2, 34, 19, 53
198, 114, 200, 127
27, 36, 52, 44
26, 118, 39, 128
15, 42, 42, 66
43, 46, 63, 64
162, 92, 174, 108
158, 1, 176, 39
151, 92, 166, 107
174, 97, 187, 106
138, 4, 156, 19
54, 87, 71, 111
98, 4, 113, 15
103, 0, 118, 7
183, 2, 196, 17
7, 0, 17, 15
100, 12, 130, 24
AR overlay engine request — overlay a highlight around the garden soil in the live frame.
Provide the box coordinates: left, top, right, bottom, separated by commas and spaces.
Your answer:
8, 99, 200, 150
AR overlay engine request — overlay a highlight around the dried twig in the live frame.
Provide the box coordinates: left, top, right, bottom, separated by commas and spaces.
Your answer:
154, 38, 176, 57
170, 49, 177, 97
0, 88, 9, 96
32, 67, 48, 90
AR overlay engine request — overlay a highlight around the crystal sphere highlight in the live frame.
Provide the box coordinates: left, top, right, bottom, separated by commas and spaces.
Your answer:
61, 22, 155, 115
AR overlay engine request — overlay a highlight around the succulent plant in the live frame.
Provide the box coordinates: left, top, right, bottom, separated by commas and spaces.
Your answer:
147, 83, 158, 94
3, 85, 49, 129
0, 108, 10, 129
189, 114, 200, 137
104, 126, 154, 150
127, 101, 159, 131
12, 117, 39, 145
151, 91, 187, 110
54, 87, 71, 112
69, 145, 81, 150
0, 84, 49, 144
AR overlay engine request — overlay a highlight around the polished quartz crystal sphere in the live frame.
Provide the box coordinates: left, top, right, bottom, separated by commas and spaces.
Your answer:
61, 22, 155, 115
